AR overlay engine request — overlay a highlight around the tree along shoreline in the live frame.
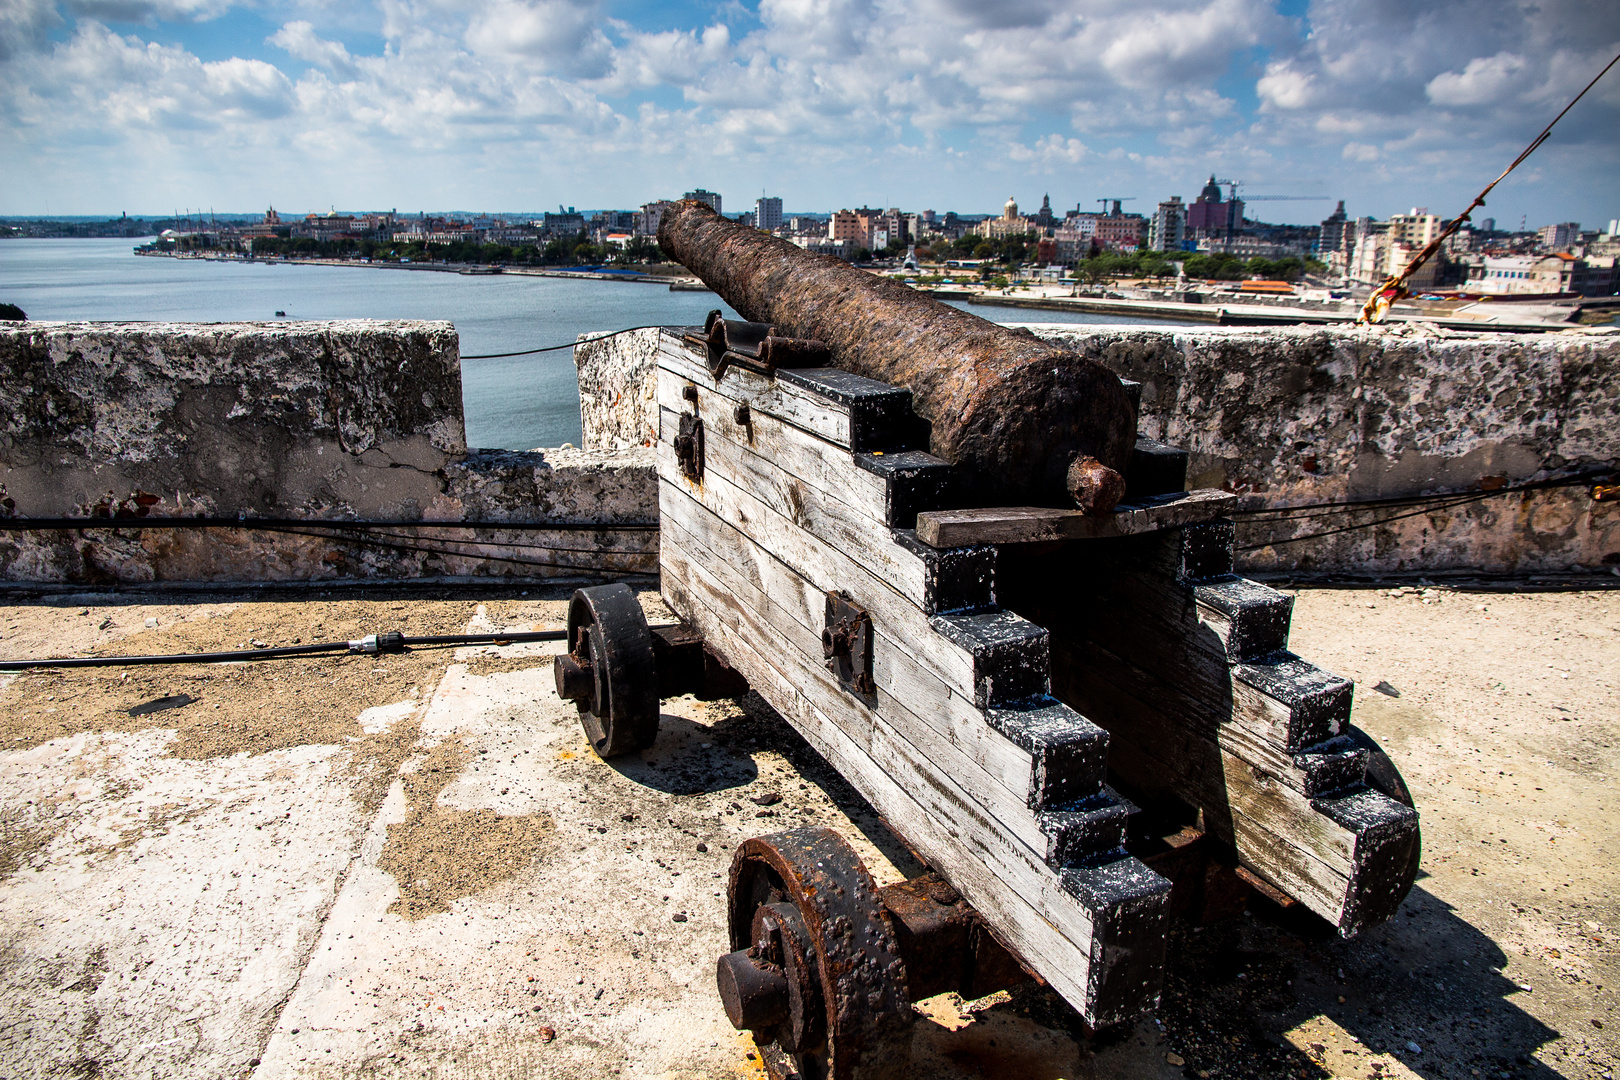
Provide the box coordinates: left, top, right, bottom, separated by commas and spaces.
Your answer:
141, 231, 669, 270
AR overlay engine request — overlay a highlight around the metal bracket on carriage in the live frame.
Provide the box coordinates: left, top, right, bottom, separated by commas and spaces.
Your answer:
822, 590, 877, 698
686, 309, 833, 381
674, 403, 704, 483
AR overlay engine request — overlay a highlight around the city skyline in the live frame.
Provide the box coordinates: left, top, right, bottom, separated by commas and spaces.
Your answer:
2, 1, 1617, 227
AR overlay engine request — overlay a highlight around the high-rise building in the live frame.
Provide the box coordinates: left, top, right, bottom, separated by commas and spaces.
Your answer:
683, 189, 722, 215
1318, 201, 1350, 255
755, 197, 783, 232
1389, 209, 1442, 249
1149, 196, 1186, 252
1537, 222, 1580, 250
1036, 194, 1054, 230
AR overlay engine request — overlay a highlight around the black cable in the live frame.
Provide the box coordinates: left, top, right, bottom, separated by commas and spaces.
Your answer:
1, 624, 684, 671
299, 525, 652, 557
0, 517, 658, 532
460, 324, 670, 360
0, 630, 559, 671
1229, 469, 1610, 523
1237, 490, 1496, 550
260, 525, 649, 573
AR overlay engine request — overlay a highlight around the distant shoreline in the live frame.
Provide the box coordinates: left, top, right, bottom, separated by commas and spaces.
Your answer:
131, 249, 711, 289
125, 248, 1593, 332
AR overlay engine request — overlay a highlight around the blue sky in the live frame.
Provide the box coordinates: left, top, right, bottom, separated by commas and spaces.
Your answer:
2, 0, 1617, 229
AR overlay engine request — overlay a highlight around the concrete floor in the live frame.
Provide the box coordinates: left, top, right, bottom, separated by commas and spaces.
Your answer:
0, 582, 1613, 1079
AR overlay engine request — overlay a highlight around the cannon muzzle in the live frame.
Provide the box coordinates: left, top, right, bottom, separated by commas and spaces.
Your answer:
657, 199, 1136, 511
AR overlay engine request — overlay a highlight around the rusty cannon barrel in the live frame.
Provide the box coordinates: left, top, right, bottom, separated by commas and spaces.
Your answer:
657, 199, 1137, 512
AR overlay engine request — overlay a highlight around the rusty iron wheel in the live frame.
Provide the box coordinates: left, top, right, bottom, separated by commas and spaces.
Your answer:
554, 583, 659, 758
721, 828, 913, 1080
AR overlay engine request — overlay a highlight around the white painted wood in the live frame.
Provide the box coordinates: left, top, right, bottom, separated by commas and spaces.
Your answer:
657, 522, 1152, 1023
660, 488, 1049, 817
654, 376, 893, 527
657, 334, 856, 448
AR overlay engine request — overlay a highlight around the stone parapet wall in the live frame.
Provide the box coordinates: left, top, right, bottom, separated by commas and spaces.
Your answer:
1027, 324, 1618, 574
0, 322, 654, 585
572, 321, 1619, 575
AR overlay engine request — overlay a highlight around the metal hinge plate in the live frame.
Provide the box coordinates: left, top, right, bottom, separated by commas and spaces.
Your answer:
823, 589, 875, 697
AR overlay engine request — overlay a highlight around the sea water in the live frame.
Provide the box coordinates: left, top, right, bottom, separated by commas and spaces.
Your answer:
0, 238, 1192, 450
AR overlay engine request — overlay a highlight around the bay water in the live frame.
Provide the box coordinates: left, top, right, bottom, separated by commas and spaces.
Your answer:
1, 238, 1192, 450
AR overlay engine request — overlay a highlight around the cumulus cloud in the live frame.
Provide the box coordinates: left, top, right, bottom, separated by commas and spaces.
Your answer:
269, 21, 359, 78
1, 0, 1616, 222
0, 0, 61, 59
1425, 52, 1528, 106
464, 0, 613, 77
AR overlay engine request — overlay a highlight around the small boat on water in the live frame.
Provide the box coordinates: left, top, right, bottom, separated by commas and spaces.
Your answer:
274, 310, 286, 317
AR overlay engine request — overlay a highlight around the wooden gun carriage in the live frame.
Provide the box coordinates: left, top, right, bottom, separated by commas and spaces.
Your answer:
552, 204, 1420, 1080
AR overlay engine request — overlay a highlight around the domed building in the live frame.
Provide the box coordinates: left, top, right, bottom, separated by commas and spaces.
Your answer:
975, 195, 1036, 239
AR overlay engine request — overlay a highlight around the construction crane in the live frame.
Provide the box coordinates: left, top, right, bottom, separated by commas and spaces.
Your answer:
1096, 198, 1136, 216
1211, 179, 1332, 202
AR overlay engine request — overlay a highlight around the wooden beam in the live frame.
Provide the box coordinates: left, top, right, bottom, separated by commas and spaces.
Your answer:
915, 489, 1239, 548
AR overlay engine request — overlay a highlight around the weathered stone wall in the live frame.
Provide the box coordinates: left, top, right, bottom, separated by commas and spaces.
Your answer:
572, 321, 1619, 575
0, 322, 655, 584
573, 328, 661, 450
1028, 324, 1618, 575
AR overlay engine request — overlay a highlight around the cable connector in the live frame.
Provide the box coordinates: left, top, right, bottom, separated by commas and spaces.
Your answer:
348, 631, 406, 655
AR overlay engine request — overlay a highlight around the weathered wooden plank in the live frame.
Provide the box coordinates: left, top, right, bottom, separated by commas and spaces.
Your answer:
1046, 629, 1414, 931
656, 440, 1020, 711
665, 517, 1126, 872
657, 516, 1168, 1024
774, 368, 921, 452
1004, 534, 1346, 753
655, 373, 889, 526
914, 489, 1238, 548
660, 485, 1104, 818
658, 332, 917, 452
656, 375, 994, 614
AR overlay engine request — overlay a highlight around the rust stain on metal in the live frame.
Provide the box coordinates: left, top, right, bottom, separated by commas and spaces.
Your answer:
725, 828, 912, 1080
658, 200, 1136, 510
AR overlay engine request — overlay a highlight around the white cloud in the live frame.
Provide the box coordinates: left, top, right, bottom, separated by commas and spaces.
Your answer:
464, 0, 612, 76
1256, 61, 1314, 110
0, 0, 1615, 226
269, 21, 358, 78
1425, 52, 1527, 106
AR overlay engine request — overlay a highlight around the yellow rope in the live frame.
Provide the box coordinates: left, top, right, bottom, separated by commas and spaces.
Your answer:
1358, 50, 1620, 325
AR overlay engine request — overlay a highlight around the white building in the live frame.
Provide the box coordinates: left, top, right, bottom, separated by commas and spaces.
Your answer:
636, 200, 676, 237
1148, 196, 1186, 252
682, 189, 722, 215
1388, 209, 1442, 250
1477, 253, 1615, 295
1538, 222, 1580, 250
